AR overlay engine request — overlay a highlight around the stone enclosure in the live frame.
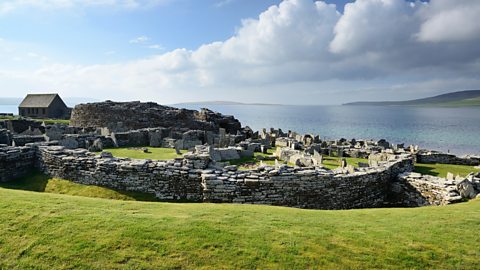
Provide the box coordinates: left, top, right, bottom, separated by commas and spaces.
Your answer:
1, 100, 480, 209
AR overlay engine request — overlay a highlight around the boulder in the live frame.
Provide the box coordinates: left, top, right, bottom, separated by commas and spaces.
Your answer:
457, 179, 477, 199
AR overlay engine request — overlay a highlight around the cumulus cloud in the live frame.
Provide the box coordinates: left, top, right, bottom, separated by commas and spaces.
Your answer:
2, 0, 480, 103
417, 0, 480, 42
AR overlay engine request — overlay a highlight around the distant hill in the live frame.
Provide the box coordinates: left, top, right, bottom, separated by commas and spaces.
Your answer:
344, 90, 480, 107
173, 100, 283, 106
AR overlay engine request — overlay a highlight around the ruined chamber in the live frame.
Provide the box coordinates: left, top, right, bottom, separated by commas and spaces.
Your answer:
70, 101, 241, 133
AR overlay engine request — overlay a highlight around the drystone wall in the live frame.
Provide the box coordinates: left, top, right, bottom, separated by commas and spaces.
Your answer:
2, 144, 477, 209
0, 145, 35, 182
35, 146, 210, 201
70, 101, 241, 134
417, 152, 480, 166
202, 155, 414, 209
32, 145, 414, 209
395, 172, 479, 206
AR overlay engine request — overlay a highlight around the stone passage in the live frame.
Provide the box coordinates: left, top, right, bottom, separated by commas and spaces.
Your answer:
70, 101, 242, 134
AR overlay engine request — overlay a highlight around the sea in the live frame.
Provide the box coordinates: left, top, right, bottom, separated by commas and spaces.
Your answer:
2, 104, 479, 156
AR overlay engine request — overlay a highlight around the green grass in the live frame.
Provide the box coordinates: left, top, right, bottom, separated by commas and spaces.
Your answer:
0, 171, 158, 202
414, 163, 480, 178
0, 116, 70, 125
38, 118, 70, 125
104, 147, 186, 160
322, 156, 368, 170
426, 97, 480, 107
0, 188, 478, 269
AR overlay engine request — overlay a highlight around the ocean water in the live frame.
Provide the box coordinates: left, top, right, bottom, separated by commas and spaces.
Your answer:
2, 103, 479, 155
0, 105, 18, 114
178, 104, 480, 156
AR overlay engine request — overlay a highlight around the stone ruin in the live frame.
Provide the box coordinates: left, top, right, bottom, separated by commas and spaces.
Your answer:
70, 100, 242, 134
1, 100, 480, 209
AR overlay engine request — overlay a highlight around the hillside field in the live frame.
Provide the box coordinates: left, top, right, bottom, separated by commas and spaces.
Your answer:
0, 184, 479, 269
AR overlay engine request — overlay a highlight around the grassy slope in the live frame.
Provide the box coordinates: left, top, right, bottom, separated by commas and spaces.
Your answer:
0, 171, 158, 202
427, 97, 480, 107
0, 188, 478, 269
103, 147, 186, 160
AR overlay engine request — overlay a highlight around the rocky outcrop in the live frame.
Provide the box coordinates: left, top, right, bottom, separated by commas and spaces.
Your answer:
70, 101, 241, 134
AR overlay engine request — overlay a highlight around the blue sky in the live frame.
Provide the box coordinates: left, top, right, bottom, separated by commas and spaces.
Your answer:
0, 0, 478, 104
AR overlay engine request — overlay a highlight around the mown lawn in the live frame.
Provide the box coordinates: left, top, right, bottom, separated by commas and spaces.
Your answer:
103, 147, 186, 160
0, 187, 478, 269
414, 163, 480, 178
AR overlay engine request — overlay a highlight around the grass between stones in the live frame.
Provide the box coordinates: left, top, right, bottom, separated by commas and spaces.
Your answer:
0, 187, 478, 269
414, 163, 480, 178
103, 147, 186, 160
103, 147, 479, 177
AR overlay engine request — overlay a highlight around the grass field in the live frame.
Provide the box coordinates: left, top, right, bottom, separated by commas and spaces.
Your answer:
0, 187, 478, 269
414, 163, 480, 178
427, 97, 480, 107
0, 116, 70, 125
321, 156, 368, 170
103, 147, 186, 160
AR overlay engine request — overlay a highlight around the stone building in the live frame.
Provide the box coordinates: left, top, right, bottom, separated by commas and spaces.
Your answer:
18, 94, 71, 119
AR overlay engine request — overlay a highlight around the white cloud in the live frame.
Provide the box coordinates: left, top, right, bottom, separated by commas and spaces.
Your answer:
129, 35, 150, 44
416, 0, 480, 42
2, 0, 480, 104
147, 44, 164, 50
214, 0, 235, 8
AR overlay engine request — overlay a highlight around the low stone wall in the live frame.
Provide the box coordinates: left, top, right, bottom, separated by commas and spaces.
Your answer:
417, 152, 480, 166
35, 146, 210, 201
8, 144, 477, 210
394, 172, 479, 206
202, 155, 414, 209
0, 129, 12, 145
12, 135, 46, 146
0, 145, 36, 182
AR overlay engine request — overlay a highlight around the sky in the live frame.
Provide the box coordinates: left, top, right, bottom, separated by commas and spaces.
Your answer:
0, 0, 479, 105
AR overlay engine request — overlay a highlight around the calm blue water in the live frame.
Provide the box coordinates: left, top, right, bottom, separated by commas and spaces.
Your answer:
2, 104, 479, 155
0, 105, 18, 114
178, 104, 480, 156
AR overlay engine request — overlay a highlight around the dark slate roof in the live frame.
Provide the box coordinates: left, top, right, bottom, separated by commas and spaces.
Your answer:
19, 94, 59, 108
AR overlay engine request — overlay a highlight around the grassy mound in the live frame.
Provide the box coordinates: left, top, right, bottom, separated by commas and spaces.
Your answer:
0, 171, 158, 202
0, 187, 478, 269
